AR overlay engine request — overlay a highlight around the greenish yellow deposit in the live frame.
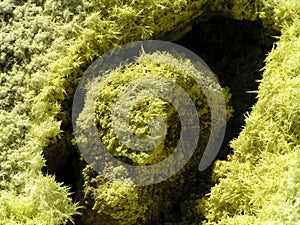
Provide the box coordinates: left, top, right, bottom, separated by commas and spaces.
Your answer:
0, 0, 299, 224
76, 50, 233, 224
0, 0, 208, 224
94, 51, 232, 166
197, 1, 300, 225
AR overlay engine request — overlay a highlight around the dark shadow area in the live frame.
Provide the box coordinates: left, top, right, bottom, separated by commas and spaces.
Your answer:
176, 16, 276, 160
163, 16, 277, 224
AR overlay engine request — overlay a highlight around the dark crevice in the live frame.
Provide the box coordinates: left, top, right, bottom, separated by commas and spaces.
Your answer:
175, 16, 277, 160
41, 61, 92, 199
169, 16, 277, 224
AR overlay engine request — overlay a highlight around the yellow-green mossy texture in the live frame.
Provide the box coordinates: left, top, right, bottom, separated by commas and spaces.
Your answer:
75, 50, 233, 224
1, 0, 299, 224
0, 0, 216, 224
198, 0, 300, 224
